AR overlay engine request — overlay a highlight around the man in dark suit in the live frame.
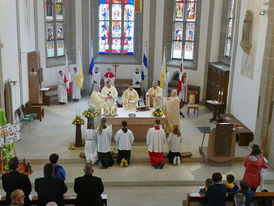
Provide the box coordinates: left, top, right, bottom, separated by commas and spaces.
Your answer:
74, 163, 104, 206
35, 163, 67, 206
2, 157, 32, 206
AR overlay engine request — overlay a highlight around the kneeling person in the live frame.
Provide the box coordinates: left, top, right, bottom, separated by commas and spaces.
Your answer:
168, 125, 183, 165
114, 121, 134, 167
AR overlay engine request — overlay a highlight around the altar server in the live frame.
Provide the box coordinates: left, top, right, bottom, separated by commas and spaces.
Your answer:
167, 125, 182, 165
90, 85, 107, 113
104, 68, 115, 86
97, 118, 114, 169
122, 83, 139, 109
146, 119, 166, 169
132, 68, 142, 96
72, 67, 81, 101
179, 72, 188, 103
58, 71, 67, 104
163, 90, 180, 134
146, 81, 163, 108
101, 81, 118, 104
114, 121, 134, 167
91, 67, 101, 92
84, 121, 97, 164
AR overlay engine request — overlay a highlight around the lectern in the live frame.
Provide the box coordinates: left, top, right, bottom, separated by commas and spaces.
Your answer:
201, 123, 236, 164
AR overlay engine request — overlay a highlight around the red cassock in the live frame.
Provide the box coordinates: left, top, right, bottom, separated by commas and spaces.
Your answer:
148, 152, 164, 166
243, 155, 268, 189
104, 72, 115, 79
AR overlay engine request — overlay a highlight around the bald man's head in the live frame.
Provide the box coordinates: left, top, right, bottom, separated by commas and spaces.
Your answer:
84, 163, 94, 175
11, 189, 25, 204
171, 90, 177, 97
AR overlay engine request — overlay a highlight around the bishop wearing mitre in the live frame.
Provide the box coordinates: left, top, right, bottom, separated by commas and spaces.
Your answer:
146, 81, 163, 108
89, 85, 107, 113
122, 83, 139, 109
101, 81, 118, 104
104, 68, 115, 86
163, 90, 180, 134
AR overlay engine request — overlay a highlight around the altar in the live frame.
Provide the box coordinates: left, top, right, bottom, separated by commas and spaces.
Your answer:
103, 108, 166, 142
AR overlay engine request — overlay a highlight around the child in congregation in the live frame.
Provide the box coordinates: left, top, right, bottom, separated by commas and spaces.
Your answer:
114, 120, 134, 167
167, 125, 183, 165
225, 174, 239, 195
199, 178, 213, 194
237, 180, 255, 206
84, 120, 97, 164
97, 117, 114, 169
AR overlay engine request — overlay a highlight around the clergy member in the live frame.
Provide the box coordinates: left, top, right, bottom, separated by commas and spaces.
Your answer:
104, 68, 115, 86
90, 85, 107, 113
132, 68, 142, 96
146, 81, 163, 108
122, 83, 139, 109
163, 90, 180, 134
146, 119, 166, 169
101, 81, 118, 104
58, 70, 67, 104
72, 67, 81, 102
91, 67, 101, 92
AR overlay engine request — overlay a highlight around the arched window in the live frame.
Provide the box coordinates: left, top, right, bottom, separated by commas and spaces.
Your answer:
99, 0, 135, 55
224, 0, 235, 57
171, 0, 197, 60
45, 0, 65, 58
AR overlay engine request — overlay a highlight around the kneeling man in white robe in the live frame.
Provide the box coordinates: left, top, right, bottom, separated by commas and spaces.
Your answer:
72, 67, 81, 101
58, 70, 68, 104
101, 81, 118, 104
122, 83, 139, 110
84, 120, 97, 164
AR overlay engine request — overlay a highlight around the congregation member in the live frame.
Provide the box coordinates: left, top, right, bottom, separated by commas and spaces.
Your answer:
10, 189, 25, 205
84, 120, 97, 164
199, 178, 213, 194
45, 202, 57, 206
146, 81, 163, 108
57, 71, 67, 105
74, 163, 104, 206
243, 144, 268, 191
101, 81, 118, 104
132, 67, 142, 96
163, 89, 180, 134
104, 68, 115, 86
49, 153, 66, 181
204, 172, 227, 206
167, 125, 182, 165
225, 174, 239, 195
91, 67, 101, 92
121, 83, 139, 109
72, 67, 81, 102
2, 157, 32, 206
234, 193, 246, 206
97, 117, 114, 169
35, 163, 67, 206
237, 180, 255, 206
146, 119, 166, 169
114, 120, 134, 167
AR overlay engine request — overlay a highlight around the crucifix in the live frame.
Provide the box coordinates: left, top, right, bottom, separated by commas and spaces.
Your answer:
112, 62, 119, 77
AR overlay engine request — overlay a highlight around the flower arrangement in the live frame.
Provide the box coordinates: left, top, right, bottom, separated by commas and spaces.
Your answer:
152, 107, 164, 117
72, 115, 85, 125
82, 107, 99, 119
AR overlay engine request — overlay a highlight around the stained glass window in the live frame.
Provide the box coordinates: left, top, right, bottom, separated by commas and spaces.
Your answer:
224, 0, 235, 57
98, 0, 134, 55
172, 0, 197, 60
45, 0, 65, 58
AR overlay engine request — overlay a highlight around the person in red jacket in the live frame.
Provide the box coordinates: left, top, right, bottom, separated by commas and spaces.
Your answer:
243, 144, 268, 191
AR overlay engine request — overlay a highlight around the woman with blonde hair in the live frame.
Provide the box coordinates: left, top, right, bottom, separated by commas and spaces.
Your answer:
167, 125, 182, 165
96, 117, 114, 169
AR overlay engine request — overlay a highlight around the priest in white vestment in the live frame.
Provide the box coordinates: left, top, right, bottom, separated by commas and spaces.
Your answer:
114, 120, 134, 166
84, 121, 97, 164
122, 83, 139, 110
146, 119, 166, 169
57, 70, 68, 104
101, 81, 118, 104
163, 90, 180, 134
91, 67, 101, 92
146, 81, 163, 108
104, 68, 115, 86
132, 68, 142, 96
90, 85, 107, 112
72, 67, 81, 101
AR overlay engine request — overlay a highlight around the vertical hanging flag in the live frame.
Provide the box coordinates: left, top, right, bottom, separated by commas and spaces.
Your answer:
76, 49, 84, 88
89, 43, 94, 75
160, 47, 169, 97
142, 44, 148, 80
177, 57, 184, 94
64, 52, 72, 94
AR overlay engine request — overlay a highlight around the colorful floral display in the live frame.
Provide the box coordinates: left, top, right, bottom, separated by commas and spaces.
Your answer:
152, 107, 164, 117
82, 108, 99, 119
72, 115, 85, 125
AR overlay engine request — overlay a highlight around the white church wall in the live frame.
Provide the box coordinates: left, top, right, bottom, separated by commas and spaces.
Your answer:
230, 0, 268, 132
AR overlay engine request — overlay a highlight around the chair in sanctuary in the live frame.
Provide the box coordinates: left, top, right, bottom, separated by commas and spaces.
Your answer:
187, 91, 199, 117
201, 123, 236, 164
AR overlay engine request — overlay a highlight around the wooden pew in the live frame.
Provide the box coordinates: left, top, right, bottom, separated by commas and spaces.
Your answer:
42, 85, 58, 106
183, 192, 274, 206
0, 194, 107, 205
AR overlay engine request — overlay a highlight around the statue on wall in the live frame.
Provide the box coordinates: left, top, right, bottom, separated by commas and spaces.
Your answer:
240, 10, 253, 54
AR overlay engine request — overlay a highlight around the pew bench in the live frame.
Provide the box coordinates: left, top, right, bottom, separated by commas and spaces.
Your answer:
42, 85, 58, 106
183, 192, 274, 206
